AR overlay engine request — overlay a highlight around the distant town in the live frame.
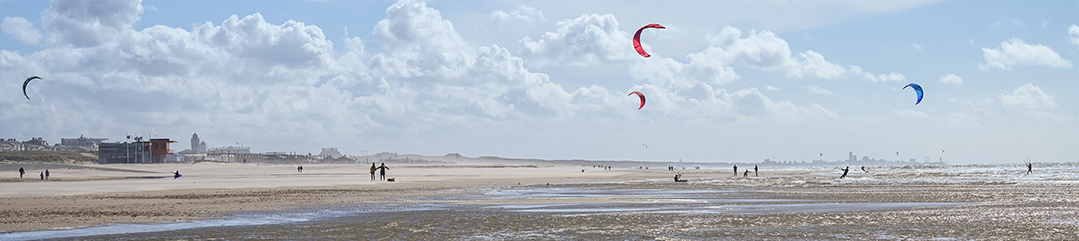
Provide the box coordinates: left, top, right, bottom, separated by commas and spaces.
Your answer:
1, 133, 946, 166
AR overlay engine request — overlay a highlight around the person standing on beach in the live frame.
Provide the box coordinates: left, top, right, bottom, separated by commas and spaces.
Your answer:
297, 166, 303, 172
754, 165, 758, 176
733, 165, 738, 176
45, 169, 49, 180
19, 167, 25, 178
1026, 162, 1032, 174
40, 171, 44, 180
370, 163, 377, 181
840, 166, 849, 179
377, 163, 389, 181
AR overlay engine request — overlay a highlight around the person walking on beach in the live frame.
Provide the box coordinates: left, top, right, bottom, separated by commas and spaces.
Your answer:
733, 165, 738, 176
45, 169, 49, 180
754, 165, 758, 176
297, 166, 303, 172
840, 166, 849, 179
40, 171, 44, 180
19, 167, 25, 178
1026, 161, 1032, 174
377, 163, 389, 181
370, 163, 377, 181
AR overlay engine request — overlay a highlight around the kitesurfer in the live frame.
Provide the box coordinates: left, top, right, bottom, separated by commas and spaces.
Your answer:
840, 166, 849, 179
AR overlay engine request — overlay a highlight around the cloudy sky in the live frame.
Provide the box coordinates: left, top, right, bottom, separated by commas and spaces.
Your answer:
1, 0, 1076, 164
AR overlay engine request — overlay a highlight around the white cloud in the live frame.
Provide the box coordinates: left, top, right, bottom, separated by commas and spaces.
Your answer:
1069, 24, 1079, 47
939, 74, 962, 85
979, 38, 1072, 70
518, 13, 632, 68
45, 0, 144, 47
766, 85, 779, 91
1, 17, 43, 45
912, 44, 922, 50
641, 26, 904, 85
806, 85, 833, 95
1000, 83, 1056, 110
491, 5, 545, 26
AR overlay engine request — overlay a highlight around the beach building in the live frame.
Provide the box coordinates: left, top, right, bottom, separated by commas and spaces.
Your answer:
98, 138, 176, 164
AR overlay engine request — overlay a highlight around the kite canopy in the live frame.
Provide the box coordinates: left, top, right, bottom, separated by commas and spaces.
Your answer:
633, 24, 665, 58
628, 91, 646, 109
23, 76, 41, 100
903, 83, 923, 105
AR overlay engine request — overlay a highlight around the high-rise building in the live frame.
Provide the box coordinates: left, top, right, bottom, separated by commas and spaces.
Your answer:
190, 133, 201, 154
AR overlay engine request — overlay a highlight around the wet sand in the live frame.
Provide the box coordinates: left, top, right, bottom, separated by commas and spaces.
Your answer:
2, 162, 1078, 240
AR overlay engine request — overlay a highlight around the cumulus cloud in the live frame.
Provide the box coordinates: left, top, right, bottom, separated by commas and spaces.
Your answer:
999, 83, 1055, 110
979, 38, 1072, 70
45, 0, 144, 47
806, 86, 833, 95
518, 13, 632, 67
1069, 24, 1079, 47
629, 26, 905, 86
766, 85, 779, 91
491, 5, 545, 26
939, 74, 962, 85
1, 17, 43, 45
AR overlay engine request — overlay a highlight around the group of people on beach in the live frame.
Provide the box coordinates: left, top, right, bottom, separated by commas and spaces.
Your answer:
17, 167, 49, 180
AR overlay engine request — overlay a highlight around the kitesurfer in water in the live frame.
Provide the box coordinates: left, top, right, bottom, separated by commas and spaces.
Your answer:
861, 166, 868, 173
840, 166, 850, 179
173, 170, 181, 179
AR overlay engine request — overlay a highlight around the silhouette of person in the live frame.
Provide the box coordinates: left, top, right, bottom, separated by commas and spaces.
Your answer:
754, 165, 758, 176
734, 165, 738, 176
45, 169, 49, 180
19, 167, 25, 178
743, 170, 749, 177
377, 163, 389, 181
1026, 162, 1032, 174
840, 166, 849, 179
40, 171, 44, 180
297, 166, 303, 172
173, 170, 181, 179
370, 163, 377, 181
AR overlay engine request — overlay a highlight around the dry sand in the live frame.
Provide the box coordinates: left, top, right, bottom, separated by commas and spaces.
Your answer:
0, 162, 687, 232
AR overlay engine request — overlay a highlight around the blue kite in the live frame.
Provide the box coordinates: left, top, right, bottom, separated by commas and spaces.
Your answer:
903, 83, 923, 105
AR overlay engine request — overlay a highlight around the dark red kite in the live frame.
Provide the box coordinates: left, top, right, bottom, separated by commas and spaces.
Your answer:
633, 24, 665, 58
628, 91, 646, 109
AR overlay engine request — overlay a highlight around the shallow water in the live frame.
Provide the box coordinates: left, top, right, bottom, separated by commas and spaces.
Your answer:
4, 163, 1078, 240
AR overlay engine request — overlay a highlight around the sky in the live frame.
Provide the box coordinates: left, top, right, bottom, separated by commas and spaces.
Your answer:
1, 0, 1076, 164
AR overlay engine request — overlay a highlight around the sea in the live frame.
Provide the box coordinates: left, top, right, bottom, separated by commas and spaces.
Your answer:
4, 162, 1078, 240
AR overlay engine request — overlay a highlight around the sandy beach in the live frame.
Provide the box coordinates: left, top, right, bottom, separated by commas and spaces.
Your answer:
2, 162, 1078, 240
0, 162, 677, 232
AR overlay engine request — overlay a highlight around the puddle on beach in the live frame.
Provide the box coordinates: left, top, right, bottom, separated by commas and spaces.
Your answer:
1, 187, 967, 240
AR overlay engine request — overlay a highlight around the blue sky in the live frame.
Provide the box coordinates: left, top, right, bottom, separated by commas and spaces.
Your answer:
1, 0, 1076, 164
